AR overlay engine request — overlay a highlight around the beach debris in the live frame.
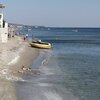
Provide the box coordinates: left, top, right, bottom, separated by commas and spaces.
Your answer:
0, 69, 8, 75
21, 66, 27, 70
21, 66, 32, 71
27, 67, 32, 71
18, 66, 41, 75
18, 70, 24, 73
18, 66, 32, 74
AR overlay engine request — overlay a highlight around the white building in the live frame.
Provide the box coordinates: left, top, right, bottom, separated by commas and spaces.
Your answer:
0, 4, 8, 43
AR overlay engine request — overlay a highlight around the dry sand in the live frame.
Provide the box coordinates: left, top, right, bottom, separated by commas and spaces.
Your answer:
0, 36, 39, 100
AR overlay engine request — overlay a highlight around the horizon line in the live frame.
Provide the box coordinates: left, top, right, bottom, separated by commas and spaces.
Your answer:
9, 23, 100, 28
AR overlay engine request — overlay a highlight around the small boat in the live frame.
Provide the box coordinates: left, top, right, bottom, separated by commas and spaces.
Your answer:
29, 41, 52, 49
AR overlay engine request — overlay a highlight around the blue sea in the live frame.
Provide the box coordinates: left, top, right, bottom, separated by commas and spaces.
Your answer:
17, 27, 100, 100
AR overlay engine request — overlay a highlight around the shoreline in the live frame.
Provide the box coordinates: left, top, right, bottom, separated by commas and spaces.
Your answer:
0, 35, 40, 99
8, 36, 40, 78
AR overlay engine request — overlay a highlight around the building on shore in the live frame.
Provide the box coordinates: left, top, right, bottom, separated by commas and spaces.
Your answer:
0, 4, 8, 43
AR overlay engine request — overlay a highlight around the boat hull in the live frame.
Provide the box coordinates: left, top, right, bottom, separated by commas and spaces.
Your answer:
29, 42, 52, 49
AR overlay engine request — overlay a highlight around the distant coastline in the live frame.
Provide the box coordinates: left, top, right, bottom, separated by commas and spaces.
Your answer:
9, 23, 100, 29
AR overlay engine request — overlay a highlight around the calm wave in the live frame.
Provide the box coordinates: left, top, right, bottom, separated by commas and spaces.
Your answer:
17, 27, 100, 100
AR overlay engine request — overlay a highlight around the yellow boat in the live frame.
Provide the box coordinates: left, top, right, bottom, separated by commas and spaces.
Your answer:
29, 41, 52, 49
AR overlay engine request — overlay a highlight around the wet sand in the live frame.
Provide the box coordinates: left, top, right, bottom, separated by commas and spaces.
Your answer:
9, 38, 39, 77
0, 36, 39, 100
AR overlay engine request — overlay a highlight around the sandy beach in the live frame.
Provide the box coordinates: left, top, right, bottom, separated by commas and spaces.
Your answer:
0, 35, 39, 100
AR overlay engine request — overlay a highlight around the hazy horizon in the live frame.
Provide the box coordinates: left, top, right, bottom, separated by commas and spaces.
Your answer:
1, 0, 100, 27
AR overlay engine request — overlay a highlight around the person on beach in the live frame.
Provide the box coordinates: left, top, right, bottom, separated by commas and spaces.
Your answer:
23, 36, 26, 41
23, 34, 28, 41
25, 34, 28, 38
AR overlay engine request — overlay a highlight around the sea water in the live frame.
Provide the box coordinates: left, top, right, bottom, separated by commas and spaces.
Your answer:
16, 27, 100, 100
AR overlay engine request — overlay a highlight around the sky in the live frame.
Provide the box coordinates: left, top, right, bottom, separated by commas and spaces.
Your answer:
0, 0, 100, 27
